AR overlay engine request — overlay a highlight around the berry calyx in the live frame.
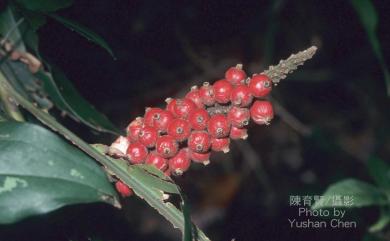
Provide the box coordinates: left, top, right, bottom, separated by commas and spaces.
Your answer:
211, 137, 230, 153
185, 86, 204, 109
156, 135, 179, 158
229, 126, 248, 140
167, 118, 191, 142
231, 84, 253, 107
188, 131, 211, 153
188, 108, 210, 130
115, 181, 133, 197
126, 117, 143, 141
227, 106, 250, 128
225, 64, 247, 85
109, 136, 130, 157
250, 100, 274, 125
169, 148, 191, 175
189, 150, 211, 165
208, 114, 231, 138
138, 126, 158, 148
126, 142, 148, 164
199, 82, 215, 106
212, 79, 233, 104
145, 152, 168, 171
248, 74, 272, 98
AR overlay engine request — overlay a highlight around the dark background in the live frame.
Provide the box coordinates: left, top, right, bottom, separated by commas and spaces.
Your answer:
2, 0, 390, 240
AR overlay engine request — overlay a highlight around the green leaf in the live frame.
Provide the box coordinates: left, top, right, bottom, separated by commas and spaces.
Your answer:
47, 13, 115, 58
0, 121, 119, 224
350, 0, 390, 96
0, 73, 210, 240
35, 66, 122, 135
368, 156, 390, 189
15, 0, 73, 12
312, 179, 388, 209
0, 6, 26, 52
368, 208, 390, 232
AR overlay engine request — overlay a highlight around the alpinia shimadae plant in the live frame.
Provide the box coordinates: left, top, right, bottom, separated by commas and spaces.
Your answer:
0, 1, 318, 241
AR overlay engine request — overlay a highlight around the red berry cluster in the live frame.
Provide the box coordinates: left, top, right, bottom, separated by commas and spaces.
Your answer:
111, 65, 274, 195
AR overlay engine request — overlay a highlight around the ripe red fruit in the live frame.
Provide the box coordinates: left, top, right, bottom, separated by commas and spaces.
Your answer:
185, 86, 204, 109
167, 118, 191, 142
199, 82, 215, 106
248, 74, 272, 97
110, 136, 130, 157
231, 85, 253, 107
156, 135, 179, 158
167, 98, 196, 119
188, 108, 210, 130
126, 142, 148, 164
144, 108, 173, 133
227, 106, 250, 128
126, 117, 143, 141
169, 148, 191, 175
165, 98, 176, 114
145, 152, 168, 171
211, 138, 230, 153
189, 150, 211, 165
115, 181, 133, 197
188, 131, 211, 153
229, 126, 248, 140
138, 126, 158, 148
212, 79, 233, 104
225, 65, 247, 85
208, 114, 231, 138
250, 100, 274, 125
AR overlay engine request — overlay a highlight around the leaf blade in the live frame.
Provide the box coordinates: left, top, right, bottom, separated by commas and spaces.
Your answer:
0, 121, 119, 224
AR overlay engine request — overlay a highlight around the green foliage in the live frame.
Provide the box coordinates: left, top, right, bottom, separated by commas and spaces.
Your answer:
368, 156, 390, 189
36, 66, 122, 135
14, 0, 73, 12
0, 121, 119, 224
0, 77, 208, 240
350, 0, 390, 96
312, 179, 388, 209
48, 13, 115, 58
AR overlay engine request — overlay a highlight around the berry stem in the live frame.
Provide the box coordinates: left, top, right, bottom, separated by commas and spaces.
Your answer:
262, 46, 317, 85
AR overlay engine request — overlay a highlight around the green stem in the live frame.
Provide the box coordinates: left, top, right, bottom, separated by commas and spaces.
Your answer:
0, 71, 210, 241
0, 71, 24, 121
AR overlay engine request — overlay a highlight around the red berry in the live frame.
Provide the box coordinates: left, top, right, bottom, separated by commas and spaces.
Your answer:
144, 108, 173, 133
231, 85, 253, 107
188, 108, 210, 130
126, 142, 148, 164
185, 86, 204, 109
199, 82, 215, 106
188, 131, 211, 153
212, 79, 233, 104
227, 106, 250, 128
145, 152, 168, 171
138, 126, 158, 148
189, 150, 211, 165
225, 65, 247, 85
169, 148, 191, 175
165, 98, 176, 114
229, 126, 248, 140
211, 138, 230, 153
250, 100, 274, 125
248, 74, 272, 97
208, 114, 231, 138
156, 135, 179, 158
115, 181, 133, 197
126, 117, 143, 141
167, 118, 191, 142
